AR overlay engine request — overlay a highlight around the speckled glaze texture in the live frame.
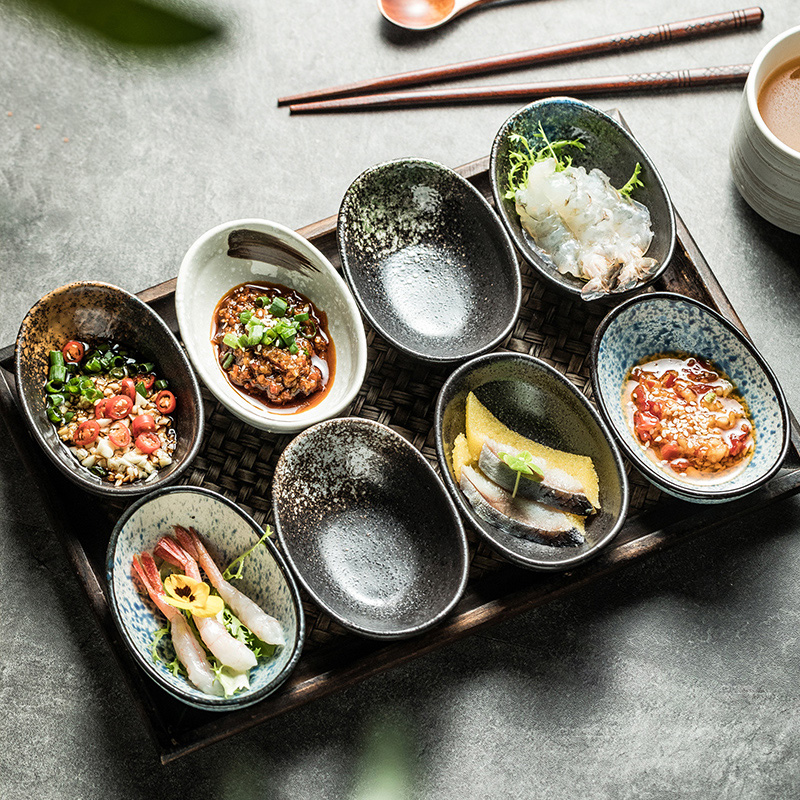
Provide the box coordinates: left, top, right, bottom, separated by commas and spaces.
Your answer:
272, 418, 469, 639
176, 218, 367, 434
337, 158, 521, 362
106, 486, 305, 711
591, 293, 790, 503
14, 281, 204, 498
490, 97, 676, 302
435, 353, 629, 571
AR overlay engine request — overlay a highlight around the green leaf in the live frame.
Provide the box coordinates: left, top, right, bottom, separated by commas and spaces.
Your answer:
618, 162, 644, 198
222, 529, 271, 581
149, 625, 170, 663
20, 0, 221, 47
498, 450, 544, 498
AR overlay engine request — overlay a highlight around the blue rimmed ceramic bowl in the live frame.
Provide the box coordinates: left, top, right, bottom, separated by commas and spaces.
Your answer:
106, 486, 305, 711
434, 352, 629, 572
490, 97, 676, 302
590, 292, 790, 503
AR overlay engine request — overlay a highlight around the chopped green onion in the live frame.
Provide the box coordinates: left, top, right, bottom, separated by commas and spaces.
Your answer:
110, 355, 126, 368
223, 333, 241, 349
137, 362, 155, 374
261, 328, 278, 345
255, 296, 270, 308
84, 358, 102, 373
288, 343, 299, 355
47, 407, 64, 424
49, 350, 65, 367
109, 367, 125, 379
222, 353, 234, 370
64, 382, 80, 394
154, 379, 169, 390
135, 382, 147, 397
49, 364, 67, 383
84, 388, 104, 402
238, 334, 249, 349
63, 411, 74, 423
239, 310, 254, 324
45, 379, 64, 394
246, 325, 264, 347
303, 321, 317, 339
47, 393, 66, 407
269, 298, 288, 317
294, 312, 309, 322
89, 465, 108, 478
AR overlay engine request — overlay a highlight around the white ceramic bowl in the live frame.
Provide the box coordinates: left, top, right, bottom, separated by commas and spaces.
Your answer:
176, 219, 368, 434
730, 25, 800, 234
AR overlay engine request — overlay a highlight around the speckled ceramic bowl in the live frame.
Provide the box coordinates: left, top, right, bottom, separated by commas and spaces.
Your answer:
176, 218, 367, 434
272, 417, 469, 639
490, 97, 676, 302
591, 293, 790, 503
337, 158, 521, 362
435, 352, 629, 571
107, 486, 305, 711
15, 281, 204, 498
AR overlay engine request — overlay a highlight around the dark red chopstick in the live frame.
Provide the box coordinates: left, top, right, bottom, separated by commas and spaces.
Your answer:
278, 8, 762, 107
288, 65, 751, 114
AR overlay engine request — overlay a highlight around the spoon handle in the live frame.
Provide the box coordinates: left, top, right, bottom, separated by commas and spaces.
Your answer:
278, 7, 762, 106
288, 65, 751, 113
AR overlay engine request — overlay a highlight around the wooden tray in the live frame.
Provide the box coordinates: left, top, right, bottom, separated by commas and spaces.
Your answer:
2, 134, 799, 764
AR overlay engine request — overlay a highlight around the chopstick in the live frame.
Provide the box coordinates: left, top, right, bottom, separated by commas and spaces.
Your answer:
288, 65, 751, 114
278, 7, 762, 107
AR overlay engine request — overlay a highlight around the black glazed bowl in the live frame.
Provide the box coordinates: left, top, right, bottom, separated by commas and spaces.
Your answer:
435, 352, 629, 571
15, 281, 204, 498
272, 417, 470, 639
490, 97, 676, 302
337, 157, 521, 362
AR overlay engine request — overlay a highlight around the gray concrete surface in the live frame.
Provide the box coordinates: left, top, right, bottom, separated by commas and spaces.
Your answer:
2, 0, 800, 797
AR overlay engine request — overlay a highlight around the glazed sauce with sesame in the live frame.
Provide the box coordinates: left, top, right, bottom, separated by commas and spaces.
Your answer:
212, 282, 335, 414
622, 355, 754, 484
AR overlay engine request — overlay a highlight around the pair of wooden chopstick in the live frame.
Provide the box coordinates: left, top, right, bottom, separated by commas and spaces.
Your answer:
279, 7, 761, 114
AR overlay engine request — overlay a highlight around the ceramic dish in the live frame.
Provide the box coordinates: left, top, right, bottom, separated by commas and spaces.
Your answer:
435, 352, 629, 571
176, 219, 368, 434
107, 486, 305, 711
337, 157, 520, 362
272, 417, 469, 639
490, 97, 676, 302
591, 292, 790, 503
14, 281, 204, 498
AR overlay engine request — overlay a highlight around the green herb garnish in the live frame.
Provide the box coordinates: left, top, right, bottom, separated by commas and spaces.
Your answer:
618, 162, 644, 198
223, 529, 271, 581
498, 450, 544, 498
703, 390, 717, 404
269, 297, 288, 317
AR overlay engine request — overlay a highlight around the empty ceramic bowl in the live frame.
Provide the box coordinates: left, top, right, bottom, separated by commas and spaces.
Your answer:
14, 281, 204, 498
337, 157, 520, 362
591, 292, 790, 503
435, 352, 629, 571
176, 218, 368, 434
107, 485, 305, 711
272, 417, 469, 639
490, 97, 676, 301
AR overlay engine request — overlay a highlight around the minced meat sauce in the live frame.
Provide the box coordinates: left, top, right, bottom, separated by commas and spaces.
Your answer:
213, 282, 334, 411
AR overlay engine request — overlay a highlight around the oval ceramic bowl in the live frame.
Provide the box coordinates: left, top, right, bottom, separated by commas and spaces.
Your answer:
435, 352, 629, 571
337, 157, 521, 362
490, 97, 676, 302
176, 218, 368, 434
591, 292, 790, 503
272, 417, 469, 639
15, 281, 204, 498
107, 486, 305, 711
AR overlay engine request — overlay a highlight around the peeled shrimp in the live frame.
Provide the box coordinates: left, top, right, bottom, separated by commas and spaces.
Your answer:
175, 526, 286, 647
154, 537, 258, 673
131, 553, 222, 697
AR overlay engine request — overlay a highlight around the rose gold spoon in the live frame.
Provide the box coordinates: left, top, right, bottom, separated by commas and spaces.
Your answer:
378, 0, 499, 31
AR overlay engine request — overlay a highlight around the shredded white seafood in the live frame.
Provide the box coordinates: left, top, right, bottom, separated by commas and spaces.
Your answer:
513, 157, 658, 299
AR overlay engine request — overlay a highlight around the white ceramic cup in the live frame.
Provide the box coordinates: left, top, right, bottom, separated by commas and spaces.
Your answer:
730, 25, 800, 234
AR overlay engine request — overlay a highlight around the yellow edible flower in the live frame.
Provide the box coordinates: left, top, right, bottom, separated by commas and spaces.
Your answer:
163, 574, 224, 618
